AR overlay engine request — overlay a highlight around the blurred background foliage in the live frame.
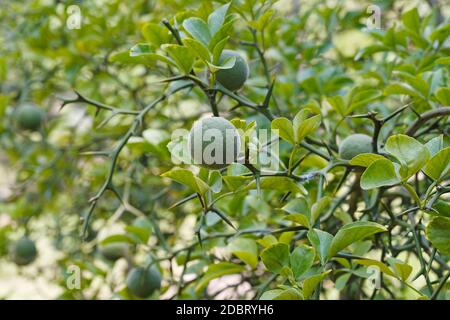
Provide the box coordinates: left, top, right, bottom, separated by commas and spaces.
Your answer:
0, 0, 449, 299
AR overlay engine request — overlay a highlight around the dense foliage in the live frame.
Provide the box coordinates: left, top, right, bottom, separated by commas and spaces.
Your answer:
0, 0, 449, 300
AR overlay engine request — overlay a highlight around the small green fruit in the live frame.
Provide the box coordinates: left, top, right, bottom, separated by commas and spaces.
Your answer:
11, 237, 37, 266
188, 117, 241, 170
339, 134, 373, 160
15, 103, 44, 131
98, 242, 129, 262
133, 217, 153, 230
216, 50, 249, 91
126, 266, 162, 298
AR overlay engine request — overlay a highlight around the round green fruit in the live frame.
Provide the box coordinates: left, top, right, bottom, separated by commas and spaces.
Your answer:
126, 266, 162, 299
216, 50, 249, 91
133, 217, 153, 230
11, 237, 37, 266
338, 134, 373, 160
98, 242, 129, 262
15, 103, 44, 131
188, 117, 241, 170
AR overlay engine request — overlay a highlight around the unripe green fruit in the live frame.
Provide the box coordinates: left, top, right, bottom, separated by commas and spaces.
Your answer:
188, 117, 241, 170
216, 50, 249, 91
11, 237, 37, 266
133, 217, 153, 230
15, 103, 44, 131
98, 242, 129, 261
126, 266, 162, 299
338, 134, 373, 160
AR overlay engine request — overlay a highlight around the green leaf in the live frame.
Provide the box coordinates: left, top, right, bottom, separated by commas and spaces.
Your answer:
129, 43, 176, 66
195, 262, 245, 294
245, 177, 305, 194
100, 234, 136, 245
110, 47, 174, 67
335, 273, 352, 291
280, 197, 309, 215
208, 18, 236, 51
141, 23, 171, 46
209, 170, 223, 193
207, 56, 236, 72
290, 245, 315, 278
384, 83, 421, 98
349, 153, 385, 167
307, 229, 333, 265
360, 159, 400, 190
435, 87, 450, 106
426, 216, 450, 255
328, 221, 387, 258
183, 38, 211, 62
402, 8, 421, 34
386, 257, 413, 282
310, 196, 331, 225
257, 235, 278, 248
425, 135, 446, 156
250, 9, 275, 31
222, 175, 252, 191
347, 88, 382, 113
327, 95, 347, 116
436, 57, 450, 65
260, 288, 303, 300
271, 117, 295, 144
284, 214, 310, 228
293, 109, 321, 143
161, 168, 209, 195
354, 259, 396, 277
109, 50, 156, 66
430, 24, 450, 44
432, 200, 450, 218
207, 3, 230, 36
212, 36, 229, 64
183, 17, 211, 47
128, 43, 152, 56
423, 147, 450, 181
162, 44, 196, 74
227, 238, 258, 268
261, 243, 290, 274
398, 73, 429, 98
303, 270, 331, 299
385, 134, 430, 180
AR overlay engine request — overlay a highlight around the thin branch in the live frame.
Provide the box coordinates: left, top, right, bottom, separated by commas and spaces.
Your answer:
61, 91, 139, 116
81, 83, 193, 237
406, 107, 450, 136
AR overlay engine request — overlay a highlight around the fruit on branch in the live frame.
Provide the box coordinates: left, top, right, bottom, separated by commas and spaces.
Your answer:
188, 117, 241, 170
133, 217, 153, 230
126, 266, 162, 298
216, 50, 249, 91
15, 103, 45, 131
338, 134, 373, 160
11, 237, 37, 266
98, 243, 129, 262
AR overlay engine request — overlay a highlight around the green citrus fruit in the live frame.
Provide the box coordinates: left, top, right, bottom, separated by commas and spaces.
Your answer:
133, 217, 153, 230
15, 103, 44, 131
98, 242, 129, 261
11, 237, 37, 266
216, 50, 249, 91
338, 134, 373, 160
126, 266, 162, 298
188, 117, 241, 170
